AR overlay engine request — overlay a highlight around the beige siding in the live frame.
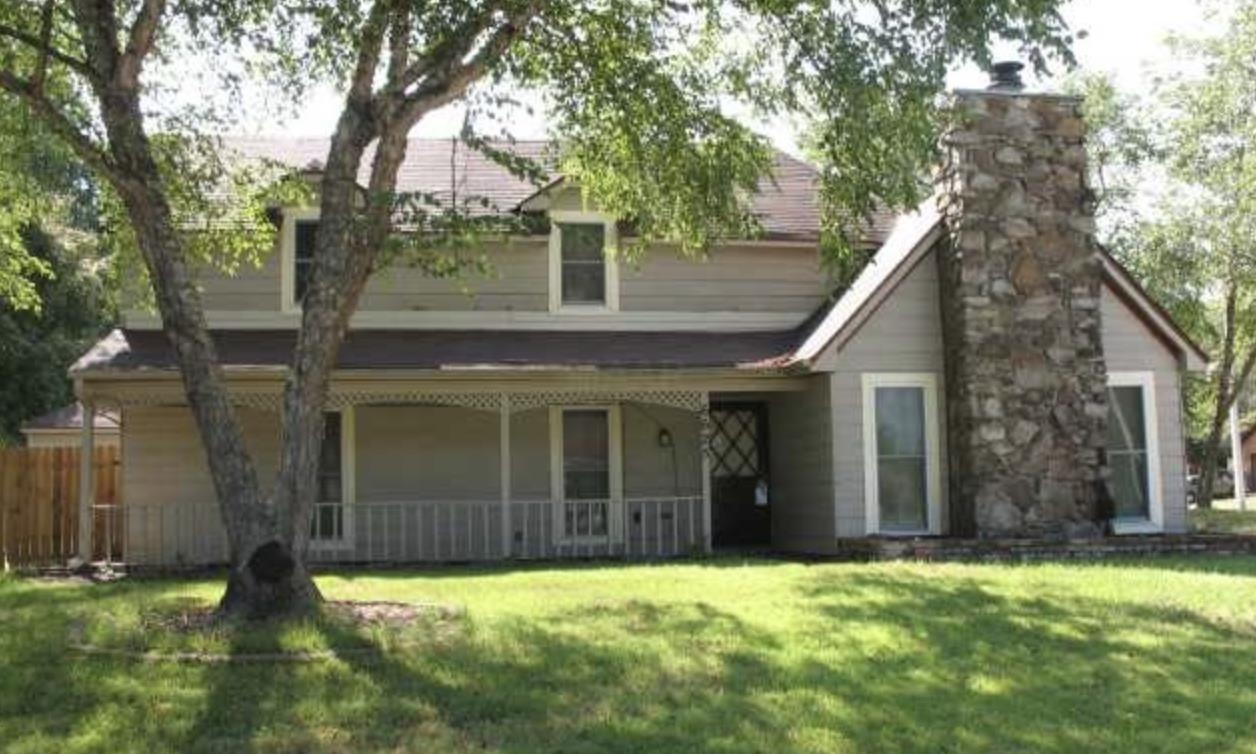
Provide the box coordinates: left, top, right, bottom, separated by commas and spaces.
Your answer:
357, 240, 549, 312
195, 249, 283, 312
622, 404, 701, 498
180, 228, 828, 316
1101, 285, 1189, 533
121, 406, 279, 564
818, 247, 949, 538
356, 406, 500, 501
768, 377, 837, 553
621, 245, 829, 313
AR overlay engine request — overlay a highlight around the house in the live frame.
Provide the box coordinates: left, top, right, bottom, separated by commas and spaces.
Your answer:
20, 403, 120, 449
68, 73, 1207, 566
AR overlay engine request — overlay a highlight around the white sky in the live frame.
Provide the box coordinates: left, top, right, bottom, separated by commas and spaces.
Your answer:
261, 0, 1222, 155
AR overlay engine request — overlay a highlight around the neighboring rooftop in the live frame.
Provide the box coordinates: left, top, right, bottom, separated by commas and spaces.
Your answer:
21, 403, 120, 433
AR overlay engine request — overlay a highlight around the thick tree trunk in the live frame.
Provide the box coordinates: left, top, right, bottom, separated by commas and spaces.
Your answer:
68, 0, 322, 617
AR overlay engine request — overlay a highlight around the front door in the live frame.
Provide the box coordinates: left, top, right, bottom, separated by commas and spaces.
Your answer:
710, 402, 771, 547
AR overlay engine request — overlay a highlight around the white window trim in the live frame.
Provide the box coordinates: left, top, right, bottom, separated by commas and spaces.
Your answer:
862, 373, 943, 536
1107, 371, 1163, 534
279, 207, 320, 314
548, 210, 620, 313
311, 406, 356, 549
549, 404, 624, 544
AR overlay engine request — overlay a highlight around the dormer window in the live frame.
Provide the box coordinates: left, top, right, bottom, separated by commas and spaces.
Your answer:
560, 223, 606, 304
548, 210, 619, 312
279, 207, 320, 312
294, 220, 319, 304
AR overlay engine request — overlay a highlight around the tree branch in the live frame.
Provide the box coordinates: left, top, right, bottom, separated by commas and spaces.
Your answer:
345, 0, 391, 109
31, 0, 55, 92
0, 20, 96, 82
386, 0, 412, 90
0, 67, 119, 181
398, 3, 540, 126
116, 0, 164, 87
396, 3, 503, 91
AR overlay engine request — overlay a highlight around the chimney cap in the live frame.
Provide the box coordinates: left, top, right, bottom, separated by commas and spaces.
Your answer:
988, 60, 1025, 91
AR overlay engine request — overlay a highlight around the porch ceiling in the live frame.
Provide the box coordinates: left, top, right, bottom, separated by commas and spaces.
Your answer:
72, 328, 804, 375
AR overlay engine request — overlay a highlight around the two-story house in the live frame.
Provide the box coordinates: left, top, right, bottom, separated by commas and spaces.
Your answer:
70, 79, 1207, 566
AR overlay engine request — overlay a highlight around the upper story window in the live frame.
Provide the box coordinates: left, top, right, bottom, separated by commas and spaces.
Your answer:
548, 210, 619, 312
560, 223, 607, 304
279, 208, 320, 313
293, 220, 319, 305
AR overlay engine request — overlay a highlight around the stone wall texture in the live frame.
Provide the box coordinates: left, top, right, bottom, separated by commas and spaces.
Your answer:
938, 90, 1108, 539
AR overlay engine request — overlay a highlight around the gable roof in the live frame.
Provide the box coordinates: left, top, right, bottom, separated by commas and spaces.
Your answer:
221, 137, 895, 245
790, 199, 1209, 372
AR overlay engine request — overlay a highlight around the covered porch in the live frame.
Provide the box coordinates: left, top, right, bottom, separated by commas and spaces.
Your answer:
79, 376, 810, 567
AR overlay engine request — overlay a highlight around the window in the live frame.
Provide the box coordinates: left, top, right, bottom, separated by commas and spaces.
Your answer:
1106, 372, 1161, 531
550, 406, 623, 541
293, 220, 318, 305
862, 374, 942, 535
548, 211, 618, 311
280, 209, 320, 312
311, 409, 354, 544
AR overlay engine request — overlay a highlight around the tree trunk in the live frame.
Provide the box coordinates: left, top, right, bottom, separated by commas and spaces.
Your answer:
1198, 284, 1239, 510
68, 0, 322, 617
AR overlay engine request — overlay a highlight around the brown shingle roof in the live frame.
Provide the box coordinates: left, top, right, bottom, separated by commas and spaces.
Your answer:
73, 328, 802, 374
222, 137, 893, 245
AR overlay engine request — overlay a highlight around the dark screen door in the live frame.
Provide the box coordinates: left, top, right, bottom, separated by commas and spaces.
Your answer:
710, 403, 771, 547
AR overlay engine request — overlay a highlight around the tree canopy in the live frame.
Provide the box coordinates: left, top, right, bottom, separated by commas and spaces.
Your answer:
1076, 0, 1256, 501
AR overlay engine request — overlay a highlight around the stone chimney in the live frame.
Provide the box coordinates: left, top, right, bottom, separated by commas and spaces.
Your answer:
937, 64, 1108, 539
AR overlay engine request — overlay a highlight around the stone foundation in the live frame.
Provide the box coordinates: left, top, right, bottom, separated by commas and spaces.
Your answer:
834, 535, 1256, 563
938, 88, 1108, 539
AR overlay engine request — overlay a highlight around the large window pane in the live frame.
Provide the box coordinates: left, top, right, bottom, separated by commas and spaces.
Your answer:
875, 387, 928, 532
560, 223, 606, 305
1107, 385, 1150, 519
563, 409, 609, 537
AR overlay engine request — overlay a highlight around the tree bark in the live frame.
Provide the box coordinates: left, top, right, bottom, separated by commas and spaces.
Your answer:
67, 0, 321, 617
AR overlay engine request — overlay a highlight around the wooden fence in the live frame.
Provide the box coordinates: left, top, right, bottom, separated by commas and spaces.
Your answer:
0, 446, 120, 568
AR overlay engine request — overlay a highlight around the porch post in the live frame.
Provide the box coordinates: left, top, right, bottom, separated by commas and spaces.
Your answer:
699, 392, 713, 553
76, 400, 95, 564
500, 393, 512, 558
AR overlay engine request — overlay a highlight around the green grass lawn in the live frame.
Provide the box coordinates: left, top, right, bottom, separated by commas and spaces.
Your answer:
1191, 506, 1256, 535
3, 558, 1256, 754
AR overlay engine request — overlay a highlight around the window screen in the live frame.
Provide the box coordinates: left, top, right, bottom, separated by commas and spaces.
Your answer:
562, 409, 610, 537
294, 220, 319, 305
1107, 385, 1150, 519
874, 387, 929, 532
559, 223, 606, 305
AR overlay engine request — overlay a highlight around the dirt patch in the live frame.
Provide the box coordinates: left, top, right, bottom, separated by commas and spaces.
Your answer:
70, 599, 465, 663
139, 599, 461, 634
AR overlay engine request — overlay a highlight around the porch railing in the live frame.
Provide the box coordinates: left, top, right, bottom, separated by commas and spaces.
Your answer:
91, 495, 705, 567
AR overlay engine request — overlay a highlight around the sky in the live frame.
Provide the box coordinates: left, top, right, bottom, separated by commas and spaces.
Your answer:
259, 0, 1223, 155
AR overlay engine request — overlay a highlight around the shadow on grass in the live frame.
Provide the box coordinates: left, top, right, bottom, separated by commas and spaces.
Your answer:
4, 561, 1256, 753
189, 567, 1256, 753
